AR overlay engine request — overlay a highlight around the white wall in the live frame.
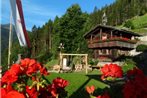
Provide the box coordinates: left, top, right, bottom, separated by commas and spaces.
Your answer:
138, 36, 147, 41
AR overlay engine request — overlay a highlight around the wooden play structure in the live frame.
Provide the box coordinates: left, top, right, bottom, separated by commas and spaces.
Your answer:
59, 53, 88, 74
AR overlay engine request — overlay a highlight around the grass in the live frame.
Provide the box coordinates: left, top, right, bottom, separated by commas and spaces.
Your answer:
130, 14, 147, 29
132, 28, 147, 34
44, 70, 109, 98
117, 14, 147, 34
43, 58, 137, 97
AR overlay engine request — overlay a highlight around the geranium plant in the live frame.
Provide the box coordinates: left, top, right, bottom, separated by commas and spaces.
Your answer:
1, 58, 69, 98
100, 63, 123, 81
122, 67, 147, 98
86, 66, 146, 98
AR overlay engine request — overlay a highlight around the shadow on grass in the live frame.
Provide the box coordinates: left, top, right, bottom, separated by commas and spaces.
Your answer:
68, 74, 108, 98
86, 74, 104, 83
68, 73, 125, 98
42, 75, 51, 84
87, 74, 124, 98
93, 87, 123, 98
68, 78, 91, 98
68, 52, 147, 98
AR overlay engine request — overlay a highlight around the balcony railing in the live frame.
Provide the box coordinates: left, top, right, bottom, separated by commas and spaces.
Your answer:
88, 37, 137, 48
88, 37, 137, 44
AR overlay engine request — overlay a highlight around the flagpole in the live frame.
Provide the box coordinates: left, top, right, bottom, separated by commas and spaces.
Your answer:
8, 12, 13, 69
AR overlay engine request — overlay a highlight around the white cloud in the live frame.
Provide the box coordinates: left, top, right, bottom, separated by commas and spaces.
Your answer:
22, 0, 61, 18
21, 0, 62, 30
1, 0, 62, 30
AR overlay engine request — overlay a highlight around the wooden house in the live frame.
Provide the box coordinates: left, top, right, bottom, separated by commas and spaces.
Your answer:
84, 25, 141, 61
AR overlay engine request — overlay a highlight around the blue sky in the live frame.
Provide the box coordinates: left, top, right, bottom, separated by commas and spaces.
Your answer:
1, 0, 115, 31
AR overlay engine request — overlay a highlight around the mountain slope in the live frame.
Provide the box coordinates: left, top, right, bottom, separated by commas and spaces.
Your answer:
1, 24, 17, 53
118, 14, 147, 35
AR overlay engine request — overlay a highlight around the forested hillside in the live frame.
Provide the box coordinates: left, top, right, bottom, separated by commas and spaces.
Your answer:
2, 0, 147, 65
84, 0, 147, 31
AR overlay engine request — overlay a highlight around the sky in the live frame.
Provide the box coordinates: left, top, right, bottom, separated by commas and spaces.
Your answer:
1, 0, 115, 31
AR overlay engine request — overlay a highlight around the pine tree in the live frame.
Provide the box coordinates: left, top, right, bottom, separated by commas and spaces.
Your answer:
58, 4, 87, 53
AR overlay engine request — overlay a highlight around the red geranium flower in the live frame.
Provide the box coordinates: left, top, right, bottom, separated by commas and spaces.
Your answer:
26, 86, 38, 98
52, 77, 69, 88
22, 59, 38, 75
86, 85, 95, 94
4, 90, 25, 98
127, 67, 144, 77
1, 88, 7, 98
40, 67, 49, 76
20, 58, 49, 76
20, 58, 41, 76
123, 68, 147, 98
101, 63, 123, 80
50, 88, 57, 97
1, 58, 68, 98
10, 64, 22, 75
38, 87, 51, 98
20, 58, 36, 68
2, 70, 18, 84
101, 64, 110, 75
109, 64, 123, 77
47, 84, 58, 97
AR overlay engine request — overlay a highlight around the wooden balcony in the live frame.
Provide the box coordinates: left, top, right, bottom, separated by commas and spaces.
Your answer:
88, 38, 137, 49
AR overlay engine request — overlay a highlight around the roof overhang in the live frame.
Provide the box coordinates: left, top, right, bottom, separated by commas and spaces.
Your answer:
84, 24, 141, 38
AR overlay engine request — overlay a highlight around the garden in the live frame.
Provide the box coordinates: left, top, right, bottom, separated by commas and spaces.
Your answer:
1, 58, 147, 98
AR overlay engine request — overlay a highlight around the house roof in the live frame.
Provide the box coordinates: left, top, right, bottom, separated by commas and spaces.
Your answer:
84, 24, 141, 38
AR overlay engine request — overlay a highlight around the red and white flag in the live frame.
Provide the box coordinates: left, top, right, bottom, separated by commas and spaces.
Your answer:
10, 0, 30, 48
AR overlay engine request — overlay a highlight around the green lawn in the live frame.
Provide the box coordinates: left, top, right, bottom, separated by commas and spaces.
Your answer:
44, 58, 137, 97
44, 70, 109, 98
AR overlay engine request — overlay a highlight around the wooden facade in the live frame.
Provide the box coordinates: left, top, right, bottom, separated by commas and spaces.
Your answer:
84, 25, 141, 61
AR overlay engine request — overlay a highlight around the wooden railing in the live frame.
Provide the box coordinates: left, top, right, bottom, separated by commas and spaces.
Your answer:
88, 40, 136, 48
88, 37, 137, 44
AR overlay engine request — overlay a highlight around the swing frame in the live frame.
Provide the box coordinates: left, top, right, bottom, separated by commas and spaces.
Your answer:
59, 53, 88, 74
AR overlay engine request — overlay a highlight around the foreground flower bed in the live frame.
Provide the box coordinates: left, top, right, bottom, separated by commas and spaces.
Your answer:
123, 68, 147, 98
86, 63, 147, 98
1, 59, 147, 98
1, 58, 68, 98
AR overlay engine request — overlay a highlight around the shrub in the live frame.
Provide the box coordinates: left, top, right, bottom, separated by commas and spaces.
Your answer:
136, 44, 147, 52
124, 58, 136, 65
89, 59, 99, 66
36, 52, 53, 64
121, 58, 136, 73
124, 20, 135, 29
